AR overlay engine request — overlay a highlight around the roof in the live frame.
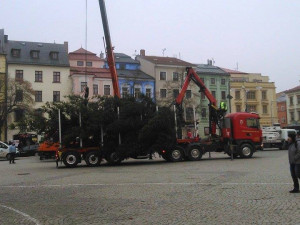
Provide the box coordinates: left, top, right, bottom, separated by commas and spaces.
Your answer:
138, 55, 194, 67
70, 66, 111, 79
117, 69, 155, 80
285, 85, 300, 93
4, 40, 69, 67
221, 68, 247, 74
114, 53, 139, 64
69, 48, 104, 62
195, 64, 230, 76
277, 94, 287, 103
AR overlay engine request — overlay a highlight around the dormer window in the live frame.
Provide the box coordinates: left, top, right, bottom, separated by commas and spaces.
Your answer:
11, 49, 21, 57
50, 51, 59, 60
30, 50, 39, 59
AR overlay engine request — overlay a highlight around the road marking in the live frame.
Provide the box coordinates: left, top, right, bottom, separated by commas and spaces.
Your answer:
0, 204, 41, 225
0, 182, 292, 188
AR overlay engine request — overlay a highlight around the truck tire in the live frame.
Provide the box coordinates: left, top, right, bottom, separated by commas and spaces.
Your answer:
167, 146, 184, 162
63, 152, 79, 168
239, 144, 254, 158
85, 152, 101, 167
105, 152, 122, 165
187, 146, 203, 161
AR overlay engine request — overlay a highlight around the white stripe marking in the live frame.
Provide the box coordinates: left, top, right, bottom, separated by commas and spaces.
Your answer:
0, 204, 41, 225
0, 182, 292, 188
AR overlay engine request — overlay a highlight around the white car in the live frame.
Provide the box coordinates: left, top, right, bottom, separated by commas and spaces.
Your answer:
0, 141, 19, 160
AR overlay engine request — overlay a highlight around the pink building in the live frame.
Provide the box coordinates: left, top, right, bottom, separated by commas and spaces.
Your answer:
69, 48, 113, 97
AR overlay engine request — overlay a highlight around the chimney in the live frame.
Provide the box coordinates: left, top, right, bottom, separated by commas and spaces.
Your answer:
64, 41, 68, 53
100, 51, 104, 59
4, 35, 8, 43
140, 49, 145, 56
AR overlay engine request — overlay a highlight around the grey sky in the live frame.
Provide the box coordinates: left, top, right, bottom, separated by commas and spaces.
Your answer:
1, 0, 300, 92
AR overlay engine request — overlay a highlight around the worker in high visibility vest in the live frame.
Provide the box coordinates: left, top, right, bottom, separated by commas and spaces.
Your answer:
220, 101, 228, 111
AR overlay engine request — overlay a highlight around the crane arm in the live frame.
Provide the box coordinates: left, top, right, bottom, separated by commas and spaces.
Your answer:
98, 0, 120, 98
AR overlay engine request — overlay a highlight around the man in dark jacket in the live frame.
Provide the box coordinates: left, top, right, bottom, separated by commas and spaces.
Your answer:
287, 133, 300, 193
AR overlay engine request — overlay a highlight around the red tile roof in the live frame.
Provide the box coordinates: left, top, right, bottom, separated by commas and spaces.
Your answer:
221, 68, 247, 74
285, 85, 300, 93
139, 56, 194, 67
69, 48, 104, 61
70, 66, 111, 79
70, 47, 95, 55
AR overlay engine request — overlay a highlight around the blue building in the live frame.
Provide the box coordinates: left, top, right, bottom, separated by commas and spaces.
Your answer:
105, 53, 155, 101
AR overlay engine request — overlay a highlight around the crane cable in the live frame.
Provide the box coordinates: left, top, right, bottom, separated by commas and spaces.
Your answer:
84, 0, 89, 98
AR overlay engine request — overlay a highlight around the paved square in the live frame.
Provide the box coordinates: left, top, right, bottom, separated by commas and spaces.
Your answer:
0, 150, 299, 225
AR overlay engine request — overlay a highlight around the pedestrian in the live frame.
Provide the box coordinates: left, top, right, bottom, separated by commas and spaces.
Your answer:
8, 141, 17, 164
287, 133, 300, 193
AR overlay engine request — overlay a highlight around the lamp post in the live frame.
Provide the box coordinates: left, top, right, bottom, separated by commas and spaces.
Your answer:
242, 86, 248, 112
270, 100, 277, 125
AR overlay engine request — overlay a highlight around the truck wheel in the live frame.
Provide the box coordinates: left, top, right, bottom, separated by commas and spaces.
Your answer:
63, 152, 79, 168
105, 152, 122, 165
85, 152, 101, 167
168, 146, 184, 162
187, 146, 203, 161
239, 144, 254, 158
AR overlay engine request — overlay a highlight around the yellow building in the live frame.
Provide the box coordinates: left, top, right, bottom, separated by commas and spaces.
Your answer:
0, 53, 7, 141
223, 68, 277, 127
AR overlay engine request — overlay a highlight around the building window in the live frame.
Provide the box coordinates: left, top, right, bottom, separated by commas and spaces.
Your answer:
81, 82, 87, 92
15, 70, 23, 81
14, 109, 24, 122
77, 61, 84, 66
248, 105, 256, 112
297, 95, 300, 104
122, 87, 129, 98
53, 91, 60, 102
50, 52, 58, 60
186, 107, 194, 121
160, 72, 166, 80
86, 62, 92, 67
186, 90, 192, 99
11, 49, 21, 57
235, 90, 240, 100
263, 105, 268, 114
262, 91, 267, 100
201, 108, 206, 118
134, 88, 141, 99
247, 91, 256, 100
236, 105, 241, 112
281, 117, 286, 123
290, 112, 295, 121
212, 91, 216, 98
211, 78, 216, 85
160, 89, 167, 98
221, 79, 226, 85
201, 92, 205, 100
53, 72, 60, 83
146, 88, 151, 98
104, 85, 110, 96
16, 90, 23, 102
281, 105, 285, 111
173, 89, 179, 98
35, 91, 42, 102
35, 71, 43, 82
221, 91, 226, 100
290, 96, 294, 105
31, 50, 39, 59
173, 72, 179, 81
93, 84, 98, 95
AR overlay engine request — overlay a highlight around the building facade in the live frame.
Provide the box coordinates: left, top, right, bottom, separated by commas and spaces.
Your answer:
276, 92, 288, 128
1, 30, 71, 140
106, 53, 155, 100
225, 68, 277, 127
69, 48, 113, 97
0, 29, 7, 140
285, 85, 300, 125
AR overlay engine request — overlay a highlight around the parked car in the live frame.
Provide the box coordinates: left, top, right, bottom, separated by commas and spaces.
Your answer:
13, 133, 39, 156
0, 141, 19, 160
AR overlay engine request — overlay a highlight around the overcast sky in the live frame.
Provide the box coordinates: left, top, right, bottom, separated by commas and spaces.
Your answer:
1, 0, 300, 92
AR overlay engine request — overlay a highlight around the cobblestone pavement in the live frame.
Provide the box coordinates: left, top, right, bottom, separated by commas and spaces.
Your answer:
0, 150, 299, 225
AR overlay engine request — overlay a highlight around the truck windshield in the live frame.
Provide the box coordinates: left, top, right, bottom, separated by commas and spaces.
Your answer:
246, 118, 260, 129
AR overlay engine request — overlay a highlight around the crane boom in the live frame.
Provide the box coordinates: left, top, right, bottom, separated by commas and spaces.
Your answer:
98, 0, 120, 98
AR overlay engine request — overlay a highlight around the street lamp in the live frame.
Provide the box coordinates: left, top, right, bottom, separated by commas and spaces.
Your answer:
270, 100, 277, 125
242, 86, 248, 112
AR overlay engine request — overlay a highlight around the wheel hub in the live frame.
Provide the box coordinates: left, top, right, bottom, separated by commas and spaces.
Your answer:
66, 155, 76, 164
191, 149, 200, 158
172, 150, 181, 160
242, 147, 251, 156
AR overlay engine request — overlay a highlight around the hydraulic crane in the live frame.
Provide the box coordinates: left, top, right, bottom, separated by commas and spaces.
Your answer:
98, 0, 120, 98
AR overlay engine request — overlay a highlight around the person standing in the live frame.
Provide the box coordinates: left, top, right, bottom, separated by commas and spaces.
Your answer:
8, 141, 16, 164
287, 133, 300, 193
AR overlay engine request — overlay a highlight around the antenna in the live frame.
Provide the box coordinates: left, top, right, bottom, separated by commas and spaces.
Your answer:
162, 48, 166, 56
235, 62, 239, 71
